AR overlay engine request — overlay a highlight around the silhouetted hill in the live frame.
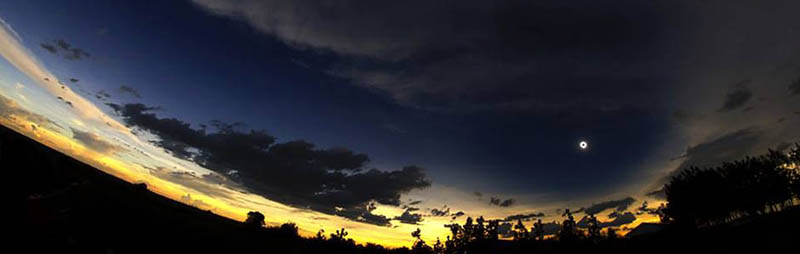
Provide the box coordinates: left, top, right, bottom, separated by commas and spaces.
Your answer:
3, 125, 400, 254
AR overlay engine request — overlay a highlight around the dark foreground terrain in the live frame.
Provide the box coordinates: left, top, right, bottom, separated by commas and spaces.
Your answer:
5, 125, 800, 253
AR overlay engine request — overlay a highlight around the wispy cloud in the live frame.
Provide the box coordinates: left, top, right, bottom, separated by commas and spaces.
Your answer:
0, 17, 125, 132
71, 128, 124, 154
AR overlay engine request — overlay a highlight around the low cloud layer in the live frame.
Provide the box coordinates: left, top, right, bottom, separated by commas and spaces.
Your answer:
489, 197, 515, 207
71, 128, 123, 154
583, 197, 635, 215
503, 212, 546, 222
1, 95, 49, 127
394, 209, 423, 225
107, 103, 431, 226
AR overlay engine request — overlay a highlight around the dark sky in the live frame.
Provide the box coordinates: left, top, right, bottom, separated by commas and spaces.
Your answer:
2, 0, 799, 231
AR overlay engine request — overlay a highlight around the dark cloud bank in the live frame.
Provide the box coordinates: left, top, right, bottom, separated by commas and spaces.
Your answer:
191, 0, 675, 114
654, 128, 763, 188
582, 197, 636, 215
489, 197, 515, 207
107, 103, 431, 226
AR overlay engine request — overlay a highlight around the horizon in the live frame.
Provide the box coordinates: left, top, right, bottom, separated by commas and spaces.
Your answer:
4, 0, 800, 248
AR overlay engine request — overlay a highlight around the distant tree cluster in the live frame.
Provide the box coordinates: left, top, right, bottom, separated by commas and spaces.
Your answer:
663, 144, 800, 226
405, 212, 620, 253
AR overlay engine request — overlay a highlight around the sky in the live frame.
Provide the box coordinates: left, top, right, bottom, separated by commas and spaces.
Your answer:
3, 0, 800, 247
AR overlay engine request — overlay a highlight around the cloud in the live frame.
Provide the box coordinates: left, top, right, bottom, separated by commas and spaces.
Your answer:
403, 207, 420, 212
56, 96, 74, 108
601, 212, 636, 228
489, 197, 515, 207
577, 211, 636, 229
1, 18, 123, 130
583, 197, 635, 215
635, 201, 660, 216
503, 212, 545, 222
334, 205, 392, 227
180, 193, 213, 210
71, 128, 123, 154
191, 0, 672, 113
55, 39, 91, 60
790, 77, 800, 95
393, 209, 423, 225
718, 85, 753, 112
107, 102, 431, 226
38, 39, 91, 60
0, 17, 21, 42
95, 90, 111, 100
450, 211, 465, 220
657, 128, 763, 186
0, 94, 60, 129
39, 43, 57, 54
119, 85, 142, 98
645, 188, 666, 200
400, 200, 421, 210
430, 207, 449, 217
146, 167, 247, 205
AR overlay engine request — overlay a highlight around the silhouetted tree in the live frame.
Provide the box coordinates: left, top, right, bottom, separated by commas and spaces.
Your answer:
586, 214, 601, 242
664, 144, 800, 226
244, 211, 265, 228
433, 238, 445, 254
486, 220, 500, 241
444, 223, 464, 252
532, 219, 545, 241
606, 227, 618, 241
513, 218, 529, 241
474, 216, 486, 241
330, 228, 349, 241
279, 222, 299, 236
558, 209, 579, 242
411, 228, 433, 254
314, 229, 327, 241
787, 145, 800, 201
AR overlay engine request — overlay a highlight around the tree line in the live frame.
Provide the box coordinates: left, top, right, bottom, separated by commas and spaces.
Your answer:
238, 144, 800, 253
663, 144, 800, 226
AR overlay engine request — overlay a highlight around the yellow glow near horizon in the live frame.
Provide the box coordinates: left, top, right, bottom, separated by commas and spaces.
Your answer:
4, 110, 665, 247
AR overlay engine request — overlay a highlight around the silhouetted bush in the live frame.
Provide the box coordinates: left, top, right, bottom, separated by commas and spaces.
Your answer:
244, 211, 265, 228
279, 222, 299, 236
